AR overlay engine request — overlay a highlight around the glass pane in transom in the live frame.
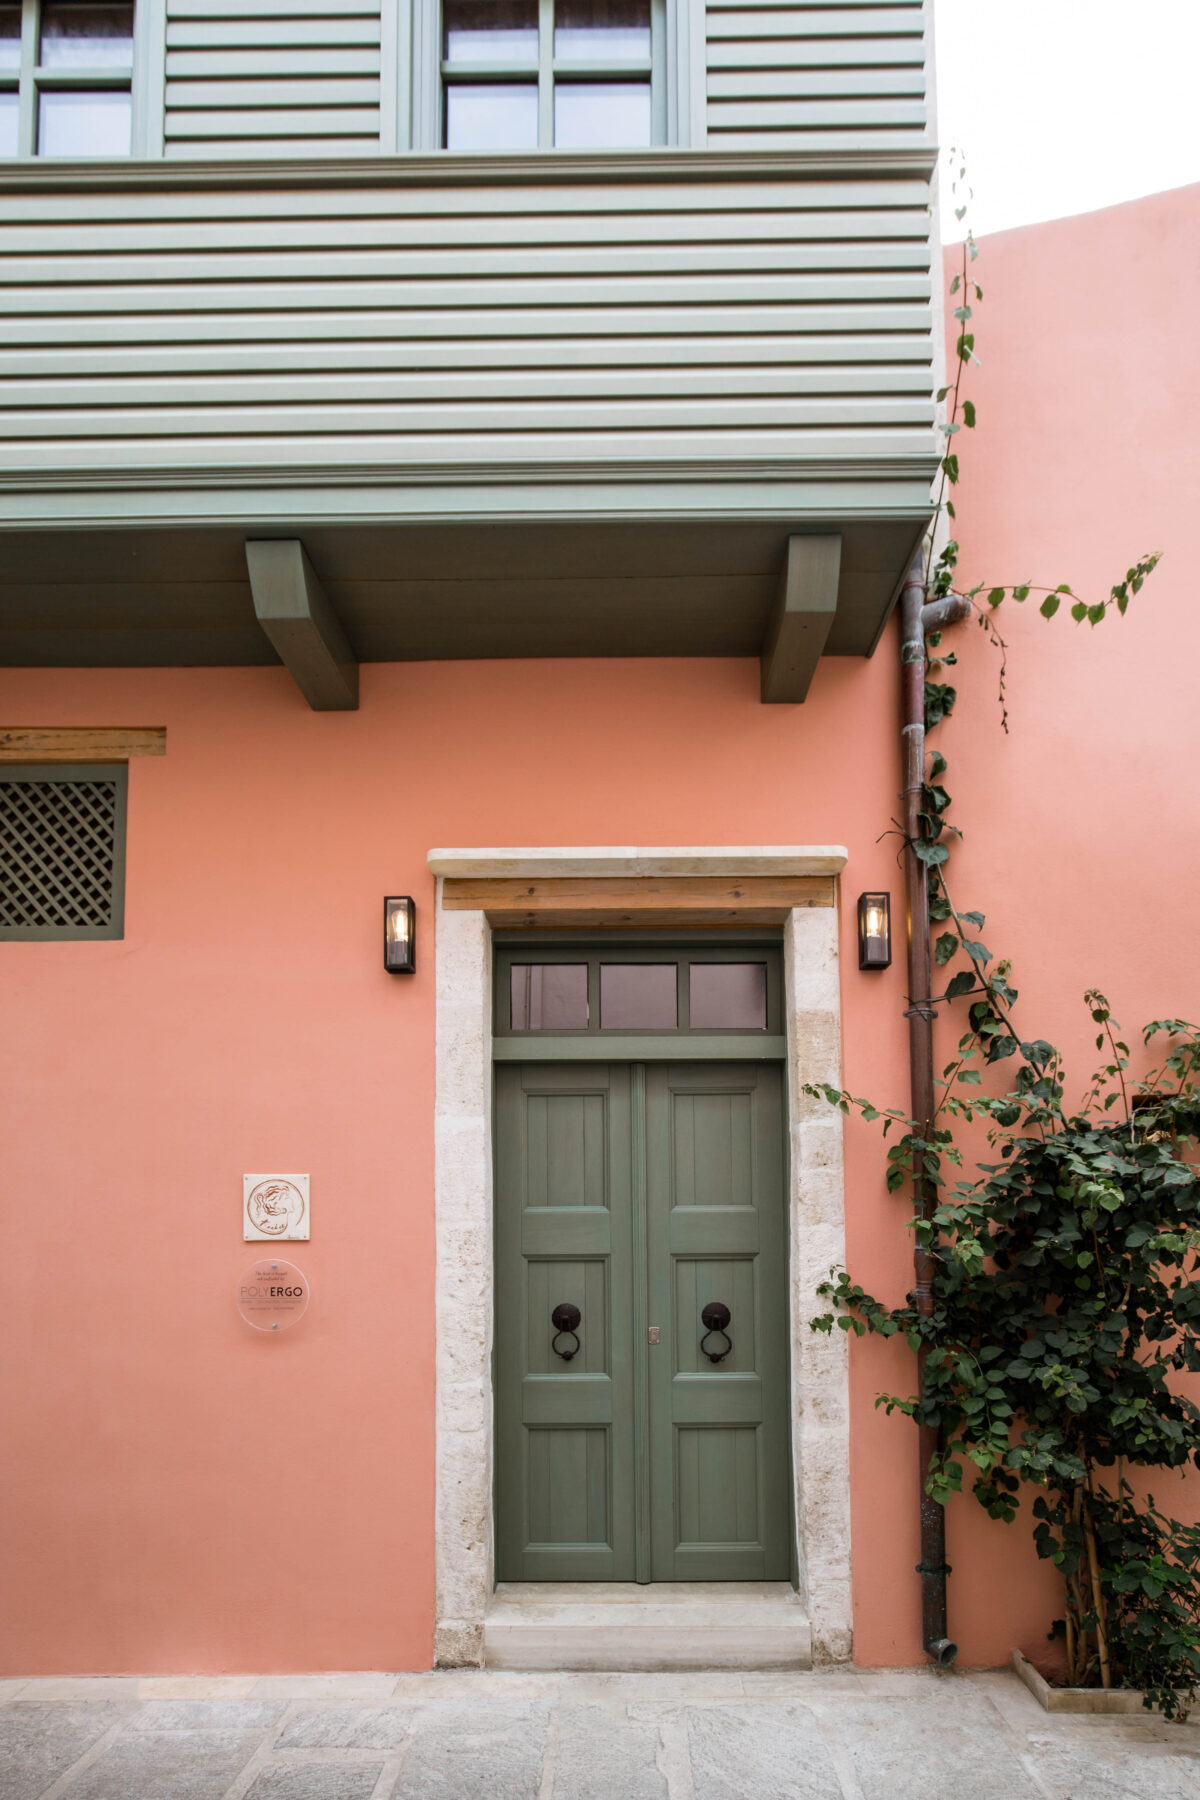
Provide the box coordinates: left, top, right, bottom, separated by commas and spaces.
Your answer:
554, 80, 650, 147
40, 1, 134, 66
0, 3, 20, 72
444, 0, 538, 63
689, 963, 768, 1031
555, 0, 651, 61
600, 963, 676, 1030
511, 964, 589, 1030
0, 92, 16, 154
445, 81, 538, 148
38, 88, 130, 154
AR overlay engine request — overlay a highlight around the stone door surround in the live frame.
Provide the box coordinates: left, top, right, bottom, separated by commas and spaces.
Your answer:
430, 847, 852, 1667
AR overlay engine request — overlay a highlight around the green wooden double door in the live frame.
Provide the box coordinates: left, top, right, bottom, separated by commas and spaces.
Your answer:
495, 1060, 791, 1582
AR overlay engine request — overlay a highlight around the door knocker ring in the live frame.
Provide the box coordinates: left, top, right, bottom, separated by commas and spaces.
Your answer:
551, 1302, 581, 1362
700, 1300, 732, 1364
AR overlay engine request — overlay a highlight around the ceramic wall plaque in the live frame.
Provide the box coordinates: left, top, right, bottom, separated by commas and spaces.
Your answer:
243, 1173, 309, 1241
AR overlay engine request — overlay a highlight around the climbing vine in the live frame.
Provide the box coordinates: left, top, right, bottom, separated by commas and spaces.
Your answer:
807, 156, 1200, 1717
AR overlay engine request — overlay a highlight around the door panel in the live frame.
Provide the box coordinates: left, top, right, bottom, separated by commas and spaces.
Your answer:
495, 1059, 789, 1582
495, 1062, 636, 1581
646, 1062, 790, 1580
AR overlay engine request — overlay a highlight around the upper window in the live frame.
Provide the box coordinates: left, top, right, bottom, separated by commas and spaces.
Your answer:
0, 0, 134, 159
442, 0, 663, 151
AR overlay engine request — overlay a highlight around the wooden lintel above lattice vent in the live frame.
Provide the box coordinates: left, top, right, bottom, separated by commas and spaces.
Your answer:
0, 727, 166, 764
441, 874, 836, 929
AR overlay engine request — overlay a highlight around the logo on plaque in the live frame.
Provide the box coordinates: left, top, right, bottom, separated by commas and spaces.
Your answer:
243, 1173, 309, 1241
237, 1257, 310, 1332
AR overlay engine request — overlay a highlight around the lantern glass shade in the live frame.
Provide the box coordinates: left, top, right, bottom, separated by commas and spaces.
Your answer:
383, 896, 416, 973
857, 891, 891, 970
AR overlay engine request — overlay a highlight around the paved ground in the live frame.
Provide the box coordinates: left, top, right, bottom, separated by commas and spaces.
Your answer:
1, 1668, 1197, 1800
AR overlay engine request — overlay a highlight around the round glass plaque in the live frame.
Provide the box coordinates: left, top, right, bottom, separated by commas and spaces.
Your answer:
237, 1258, 310, 1332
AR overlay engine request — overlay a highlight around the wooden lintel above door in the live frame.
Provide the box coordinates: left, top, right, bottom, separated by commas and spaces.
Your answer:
442, 874, 835, 929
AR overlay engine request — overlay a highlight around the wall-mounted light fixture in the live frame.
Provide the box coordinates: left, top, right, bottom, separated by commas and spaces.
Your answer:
383, 896, 416, 973
857, 892, 891, 970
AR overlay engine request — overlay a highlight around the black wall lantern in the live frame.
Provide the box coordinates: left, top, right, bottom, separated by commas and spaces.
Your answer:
383, 896, 416, 973
857, 892, 891, 970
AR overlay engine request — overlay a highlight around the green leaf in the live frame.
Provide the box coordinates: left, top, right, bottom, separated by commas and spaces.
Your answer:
935, 932, 960, 966
945, 971, 976, 1000
987, 587, 1006, 607
962, 399, 976, 428
1070, 601, 1088, 622
1040, 595, 1060, 619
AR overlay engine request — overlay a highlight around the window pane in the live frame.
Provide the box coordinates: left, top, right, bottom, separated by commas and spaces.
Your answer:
445, 82, 538, 149
38, 88, 131, 155
689, 963, 768, 1031
554, 80, 650, 148
0, 3, 20, 72
0, 92, 16, 155
511, 964, 589, 1030
40, 1, 134, 67
444, 0, 538, 64
600, 964, 676, 1030
555, 0, 650, 61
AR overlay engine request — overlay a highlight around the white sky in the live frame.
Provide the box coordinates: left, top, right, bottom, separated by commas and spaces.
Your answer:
933, 0, 1200, 239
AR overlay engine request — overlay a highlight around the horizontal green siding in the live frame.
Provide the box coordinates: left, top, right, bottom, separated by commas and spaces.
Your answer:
705, 0, 928, 151
164, 0, 384, 159
0, 172, 934, 482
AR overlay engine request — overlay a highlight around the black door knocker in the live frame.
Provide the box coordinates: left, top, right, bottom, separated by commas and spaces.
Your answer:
551, 1302, 582, 1362
700, 1301, 732, 1364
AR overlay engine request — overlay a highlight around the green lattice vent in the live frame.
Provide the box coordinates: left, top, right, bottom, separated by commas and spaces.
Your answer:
0, 764, 127, 940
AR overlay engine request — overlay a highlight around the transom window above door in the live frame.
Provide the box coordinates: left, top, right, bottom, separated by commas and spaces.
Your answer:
495, 941, 784, 1047
0, 0, 134, 159
442, 0, 663, 151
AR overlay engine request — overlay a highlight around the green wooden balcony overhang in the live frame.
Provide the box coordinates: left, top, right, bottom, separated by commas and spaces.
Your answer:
0, 149, 938, 702
0, 501, 932, 707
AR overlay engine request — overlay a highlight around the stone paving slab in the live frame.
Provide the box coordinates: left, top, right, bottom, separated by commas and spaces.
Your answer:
1, 1670, 1197, 1800
687, 1702, 842, 1800
550, 1701, 670, 1800
275, 1706, 416, 1751
56, 1729, 266, 1800
241, 1764, 385, 1800
0, 1702, 125, 1800
390, 1699, 550, 1800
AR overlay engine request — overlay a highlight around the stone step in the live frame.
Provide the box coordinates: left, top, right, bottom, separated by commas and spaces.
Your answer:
483, 1582, 813, 1672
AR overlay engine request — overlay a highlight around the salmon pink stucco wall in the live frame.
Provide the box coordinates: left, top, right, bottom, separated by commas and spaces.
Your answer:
896, 181, 1200, 1670
1, 183, 1198, 1675
0, 653, 910, 1676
